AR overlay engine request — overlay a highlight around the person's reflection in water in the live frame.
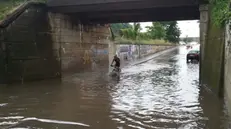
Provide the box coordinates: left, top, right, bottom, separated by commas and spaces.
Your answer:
109, 75, 120, 82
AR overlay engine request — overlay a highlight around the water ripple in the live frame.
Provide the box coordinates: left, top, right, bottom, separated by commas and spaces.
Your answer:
0, 46, 229, 129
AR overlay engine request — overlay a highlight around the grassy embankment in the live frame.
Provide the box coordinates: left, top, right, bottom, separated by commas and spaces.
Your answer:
0, 0, 46, 21
114, 37, 175, 45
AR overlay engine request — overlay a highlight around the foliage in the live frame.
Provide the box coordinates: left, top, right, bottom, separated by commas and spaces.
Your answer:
138, 32, 150, 40
120, 28, 135, 40
133, 22, 141, 39
110, 23, 132, 36
0, 0, 23, 20
119, 23, 141, 40
0, 0, 46, 20
209, 0, 231, 27
117, 21, 181, 44
146, 22, 166, 39
163, 21, 181, 43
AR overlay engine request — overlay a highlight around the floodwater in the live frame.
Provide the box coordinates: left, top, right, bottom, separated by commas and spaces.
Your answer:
0, 46, 230, 129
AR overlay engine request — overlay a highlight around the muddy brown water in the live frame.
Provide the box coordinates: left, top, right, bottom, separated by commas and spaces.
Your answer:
0, 46, 230, 129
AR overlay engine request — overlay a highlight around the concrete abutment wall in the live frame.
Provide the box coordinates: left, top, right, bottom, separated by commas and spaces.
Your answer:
0, 4, 61, 83
0, 4, 111, 83
200, 4, 231, 116
200, 4, 225, 95
48, 13, 110, 76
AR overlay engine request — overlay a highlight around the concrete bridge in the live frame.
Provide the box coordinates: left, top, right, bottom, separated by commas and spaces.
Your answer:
47, 0, 202, 23
0, 0, 230, 115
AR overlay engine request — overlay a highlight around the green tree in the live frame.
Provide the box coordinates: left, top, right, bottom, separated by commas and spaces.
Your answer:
209, 0, 231, 26
115, 21, 181, 43
119, 22, 141, 40
110, 23, 132, 36
146, 22, 166, 39
162, 21, 181, 43
133, 22, 141, 39
138, 32, 150, 40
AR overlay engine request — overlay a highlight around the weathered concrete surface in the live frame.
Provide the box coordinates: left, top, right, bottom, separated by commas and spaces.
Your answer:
48, 13, 110, 76
0, 4, 111, 83
199, 4, 208, 85
224, 21, 231, 116
0, 4, 61, 83
200, 4, 225, 96
200, 4, 231, 117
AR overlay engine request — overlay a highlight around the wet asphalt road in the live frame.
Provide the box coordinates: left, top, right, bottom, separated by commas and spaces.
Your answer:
0, 46, 230, 129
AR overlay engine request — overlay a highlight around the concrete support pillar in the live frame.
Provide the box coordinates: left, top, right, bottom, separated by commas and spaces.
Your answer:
224, 21, 231, 116
108, 41, 116, 72
138, 45, 141, 58
199, 4, 209, 84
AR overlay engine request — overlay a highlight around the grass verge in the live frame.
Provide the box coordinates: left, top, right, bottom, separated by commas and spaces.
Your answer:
0, 0, 46, 21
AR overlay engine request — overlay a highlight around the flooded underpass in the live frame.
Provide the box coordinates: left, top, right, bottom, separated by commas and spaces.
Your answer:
0, 46, 230, 129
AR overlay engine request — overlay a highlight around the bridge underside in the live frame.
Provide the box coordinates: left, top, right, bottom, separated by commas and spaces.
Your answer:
47, 0, 200, 23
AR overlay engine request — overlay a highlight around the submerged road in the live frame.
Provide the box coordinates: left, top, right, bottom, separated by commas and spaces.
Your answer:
0, 46, 230, 129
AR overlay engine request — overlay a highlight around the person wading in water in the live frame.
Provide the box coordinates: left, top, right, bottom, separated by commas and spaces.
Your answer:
111, 55, 120, 72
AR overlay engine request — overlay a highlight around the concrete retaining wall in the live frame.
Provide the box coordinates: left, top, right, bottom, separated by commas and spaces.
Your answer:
0, 4, 111, 83
200, 4, 225, 96
115, 44, 175, 67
